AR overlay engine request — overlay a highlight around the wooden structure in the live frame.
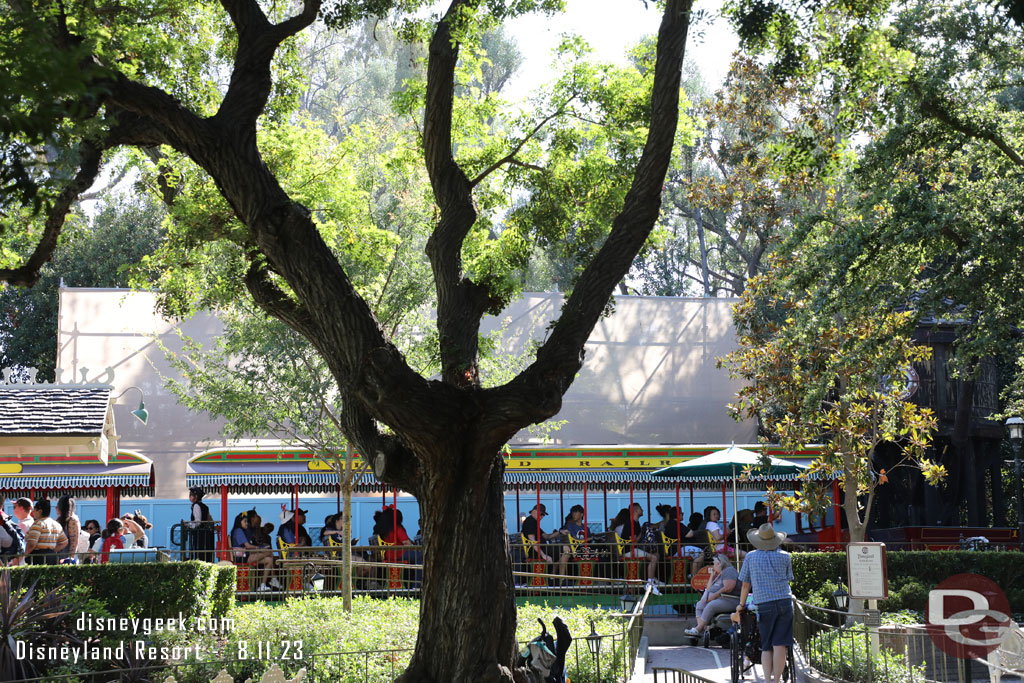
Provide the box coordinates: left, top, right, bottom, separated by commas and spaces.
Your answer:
0, 382, 155, 519
870, 321, 1006, 529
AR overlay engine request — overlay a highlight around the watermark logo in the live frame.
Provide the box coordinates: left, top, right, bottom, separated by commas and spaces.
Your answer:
926, 573, 1011, 659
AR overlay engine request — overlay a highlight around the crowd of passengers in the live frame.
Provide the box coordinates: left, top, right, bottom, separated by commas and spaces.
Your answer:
225, 500, 422, 592
0, 489, 423, 579
518, 500, 781, 594
0, 486, 780, 604
0, 495, 153, 565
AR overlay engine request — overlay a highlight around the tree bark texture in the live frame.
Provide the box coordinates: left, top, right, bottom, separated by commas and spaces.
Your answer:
396, 446, 523, 683
1, 0, 692, 680
843, 450, 868, 543
952, 378, 979, 525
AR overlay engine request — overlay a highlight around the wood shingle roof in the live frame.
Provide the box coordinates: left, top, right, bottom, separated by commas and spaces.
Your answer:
0, 386, 111, 436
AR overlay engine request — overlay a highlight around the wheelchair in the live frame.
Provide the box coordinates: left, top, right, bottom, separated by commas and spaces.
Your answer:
728, 609, 796, 683
681, 612, 734, 649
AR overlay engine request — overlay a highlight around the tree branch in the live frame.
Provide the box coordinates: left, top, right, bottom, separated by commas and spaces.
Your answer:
0, 141, 104, 287
341, 393, 421, 495
106, 78, 211, 152
920, 93, 1024, 168
508, 158, 545, 173
502, 0, 693, 421
244, 260, 320, 340
217, 0, 322, 128
79, 165, 129, 202
469, 102, 570, 188
422, 0, 496, 387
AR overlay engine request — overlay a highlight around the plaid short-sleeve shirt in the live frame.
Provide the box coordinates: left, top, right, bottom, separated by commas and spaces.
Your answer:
738, 548, 793, 605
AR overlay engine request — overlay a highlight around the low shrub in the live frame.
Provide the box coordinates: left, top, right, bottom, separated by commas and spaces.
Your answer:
792, 551, 1024, 613
808, 624, 925, 683
148, 596, 626, 683
1, 561, 235, 628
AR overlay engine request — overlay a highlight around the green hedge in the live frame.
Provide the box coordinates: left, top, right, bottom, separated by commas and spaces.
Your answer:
792, 551, 1024, 612
3, 561, 235, 625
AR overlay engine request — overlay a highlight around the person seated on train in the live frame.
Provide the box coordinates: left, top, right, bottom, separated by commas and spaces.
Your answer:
232, 511, 278, 591
277, 508, 313, 551
727, 509, 754, 556
320, 513, 341, 547
751, 501, 781, 529
656, 504, 703, 561
704, 506, 725, 551
246, 510, 272, 548
610, 503, 662, 593
120, 512, 151, 548
82, 519, 102, 564
373, 505, 420, 564
555, 505, 586, 580
97, 518, 124, 564
323, 512, 373, 580
684, 554, 742, 637
685, 511, 707, 574
521, 504, 558, 564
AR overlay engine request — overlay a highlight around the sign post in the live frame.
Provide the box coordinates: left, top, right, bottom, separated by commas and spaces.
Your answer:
847, 542, 888, 660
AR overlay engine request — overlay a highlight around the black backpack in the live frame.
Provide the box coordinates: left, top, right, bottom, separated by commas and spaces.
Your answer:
0, 512, 26, 557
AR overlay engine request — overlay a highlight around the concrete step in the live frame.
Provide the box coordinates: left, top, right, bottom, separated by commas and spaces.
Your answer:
644, 616, 697, 646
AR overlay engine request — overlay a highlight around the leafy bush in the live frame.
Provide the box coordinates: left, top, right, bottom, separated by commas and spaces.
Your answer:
792, 551, 1024, 613
1, 561, 235, 628
149, 596, 626, 683
881, 610, 923, 626
808, 624, 925, 683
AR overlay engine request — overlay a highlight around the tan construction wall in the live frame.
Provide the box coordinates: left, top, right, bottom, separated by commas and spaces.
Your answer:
58, 289, 755, 498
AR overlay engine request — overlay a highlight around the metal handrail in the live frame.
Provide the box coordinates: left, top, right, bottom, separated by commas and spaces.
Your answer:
652, 667, 719, 683
792, 595, 991, 683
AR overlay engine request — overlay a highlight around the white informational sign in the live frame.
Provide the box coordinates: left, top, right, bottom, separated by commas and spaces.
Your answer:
847, 542, 888, 600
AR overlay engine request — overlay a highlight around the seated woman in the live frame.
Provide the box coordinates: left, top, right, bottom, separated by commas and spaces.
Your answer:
320, 513, 341, 547
684, 554, 741, 637
373, 506, 420, 564
245, 510, 281, 590
704, 506, 741, 559
322, 513, 373, 581
97, 519, 125, 564
610, 503, 661, 593
656, 505, 704, 562
82, 519, 102, 564
231, 511, 277, 591
555, 504, 587, 581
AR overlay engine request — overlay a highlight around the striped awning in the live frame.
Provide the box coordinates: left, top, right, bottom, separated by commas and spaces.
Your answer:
186, 445, 820, 495
187, 469, 806, 494
0, 449, 155, 498
0, 475, 149, 489
502, 470, 806, 491
186, 471, 384, 494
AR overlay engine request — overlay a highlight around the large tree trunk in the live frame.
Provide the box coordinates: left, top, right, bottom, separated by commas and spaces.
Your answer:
952, 378, 978, 525
397, 445, 527, 683
843, 450, 868, 543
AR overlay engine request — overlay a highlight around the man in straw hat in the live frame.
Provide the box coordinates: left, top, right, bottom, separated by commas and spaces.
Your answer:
736, 523, 794, 683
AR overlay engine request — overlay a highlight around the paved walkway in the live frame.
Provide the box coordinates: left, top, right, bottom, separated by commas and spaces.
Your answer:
631, 644, 736, 682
